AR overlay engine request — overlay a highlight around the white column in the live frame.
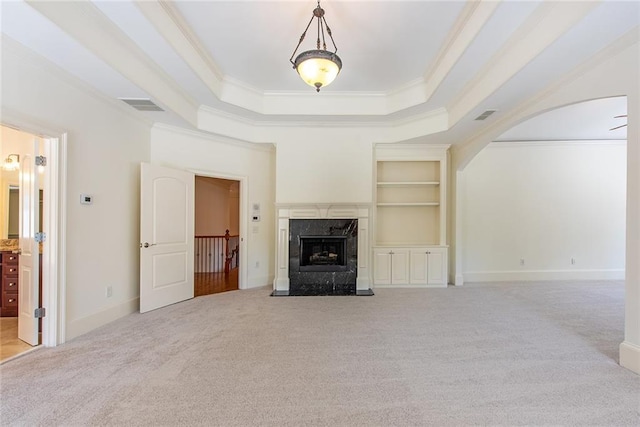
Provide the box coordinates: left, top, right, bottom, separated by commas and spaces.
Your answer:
356, 215, 372, 290
621, 90, 640, 374
273, 213, 290, 292
454, 170, 465, 286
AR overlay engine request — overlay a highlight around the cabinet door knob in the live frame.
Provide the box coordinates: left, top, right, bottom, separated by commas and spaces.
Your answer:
8, 282, 16, 287
8, 298, 15, 303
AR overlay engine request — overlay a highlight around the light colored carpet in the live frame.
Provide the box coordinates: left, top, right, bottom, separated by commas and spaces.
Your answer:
1, 281, 638, 426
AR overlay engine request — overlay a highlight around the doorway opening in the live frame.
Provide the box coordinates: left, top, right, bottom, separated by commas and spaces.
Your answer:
193, 176, 240, 296
0, 124, 52, 362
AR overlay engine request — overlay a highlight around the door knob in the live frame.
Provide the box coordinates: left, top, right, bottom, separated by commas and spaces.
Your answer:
141, 242, 156, 248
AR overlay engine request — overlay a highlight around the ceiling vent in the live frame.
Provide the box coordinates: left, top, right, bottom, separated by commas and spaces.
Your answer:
119, 98, 164, 112
475, 110, 497, 121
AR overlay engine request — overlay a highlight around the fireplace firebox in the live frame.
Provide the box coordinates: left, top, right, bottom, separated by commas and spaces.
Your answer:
299, 236, 347, 272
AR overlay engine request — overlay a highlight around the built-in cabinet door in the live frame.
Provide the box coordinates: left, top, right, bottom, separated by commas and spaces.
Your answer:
410, 248, 447, 286
373, 249, 392, 285
373, 248, 409, 285
375, 247, 446, 287
390, 249, 409, 285
409, 249, 428, 285
427, 249, 446, 286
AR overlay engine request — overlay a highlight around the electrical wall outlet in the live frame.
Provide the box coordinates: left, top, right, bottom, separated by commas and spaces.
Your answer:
571, 257, 576, 265
255, 261, 260, 268
519, 258, 525, 266
106, 286, 113, 298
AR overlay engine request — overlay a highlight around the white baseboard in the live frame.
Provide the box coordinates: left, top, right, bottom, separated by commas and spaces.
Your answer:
66, 297, 139, 341
356, 277, 372, 290
462, 269, 624, 282
245, 276, 272, 289
373, 284, 447, 289
273, 277, 290, 291
620, 341, 640, 375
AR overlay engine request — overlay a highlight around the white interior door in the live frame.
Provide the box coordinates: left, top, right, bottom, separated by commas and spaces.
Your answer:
140, 163, 194, 313
18, 139, 40, 345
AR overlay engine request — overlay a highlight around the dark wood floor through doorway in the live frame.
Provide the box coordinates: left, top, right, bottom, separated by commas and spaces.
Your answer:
194, 268, 239, 297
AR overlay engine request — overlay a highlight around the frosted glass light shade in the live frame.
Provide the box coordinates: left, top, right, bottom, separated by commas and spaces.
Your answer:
3, 154, 19, 171
293, 50, 342, 92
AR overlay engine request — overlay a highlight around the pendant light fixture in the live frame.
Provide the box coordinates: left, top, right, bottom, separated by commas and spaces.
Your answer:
290, 1, 342, 92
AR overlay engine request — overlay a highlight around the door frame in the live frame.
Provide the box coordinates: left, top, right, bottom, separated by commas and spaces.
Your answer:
192, 169, 247, 290
2, 111, 67, 347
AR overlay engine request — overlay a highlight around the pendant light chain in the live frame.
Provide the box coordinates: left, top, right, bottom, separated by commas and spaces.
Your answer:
290, 1, 338, 66
289, 15, 316, 64
322, 16, 337, 53
317, 12, 321, 49
289, 0, 343, 92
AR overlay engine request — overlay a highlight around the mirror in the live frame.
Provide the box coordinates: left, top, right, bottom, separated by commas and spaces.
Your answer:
6, 186, 44, 239
7, 186, 18, 239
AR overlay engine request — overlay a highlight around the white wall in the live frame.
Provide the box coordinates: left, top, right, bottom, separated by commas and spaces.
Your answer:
1, 38, 151, 340
150, 125, 275, 288
275, 132, 373, 204
461, 141, 626, 281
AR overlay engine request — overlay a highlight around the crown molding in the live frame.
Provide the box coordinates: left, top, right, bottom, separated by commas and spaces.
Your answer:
210, 76, 442, 117
422, 0, 500, 102
490, 140, 626, 148
136, 1, 224, 97
1, 35, 153, 129
196, 103, 449, 145
452, 29, 638, 170
152, 122, 275, 153
132, 1, 477, 117
447, 0, 600, 127
375, 142, 451, 151
25, 0, 199, 127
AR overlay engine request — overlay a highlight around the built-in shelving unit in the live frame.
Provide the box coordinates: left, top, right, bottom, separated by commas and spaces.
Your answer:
373, 144, 450, 287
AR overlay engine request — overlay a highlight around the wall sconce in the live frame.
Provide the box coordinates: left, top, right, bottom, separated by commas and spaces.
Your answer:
3, 154, 20, 171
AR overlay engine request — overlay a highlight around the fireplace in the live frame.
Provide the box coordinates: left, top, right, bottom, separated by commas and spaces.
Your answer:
272, 204, 373, 296
288, 219, 358, 295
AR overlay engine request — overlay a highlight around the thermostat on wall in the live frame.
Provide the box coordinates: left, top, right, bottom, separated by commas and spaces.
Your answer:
252, 202, 260, 222
80, 194, 93, 205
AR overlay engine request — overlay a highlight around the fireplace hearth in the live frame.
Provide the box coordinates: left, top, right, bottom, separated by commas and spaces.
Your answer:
288, 219, 357, 295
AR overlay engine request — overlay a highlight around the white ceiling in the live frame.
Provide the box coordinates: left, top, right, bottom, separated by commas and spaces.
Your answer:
1, 1, 637, 143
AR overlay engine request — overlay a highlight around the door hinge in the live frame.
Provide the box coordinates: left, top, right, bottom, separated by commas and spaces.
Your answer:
34, 307, 46, 318
35, 156, 47, 167
35, 232, 46, 243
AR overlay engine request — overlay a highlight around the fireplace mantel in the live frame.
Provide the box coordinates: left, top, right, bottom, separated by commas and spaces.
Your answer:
273, 203, 373, 295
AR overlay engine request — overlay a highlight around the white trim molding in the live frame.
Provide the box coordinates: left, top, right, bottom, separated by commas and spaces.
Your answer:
462, 269, 625, 283
620, 341, 640, 375
273, 204, 372, 292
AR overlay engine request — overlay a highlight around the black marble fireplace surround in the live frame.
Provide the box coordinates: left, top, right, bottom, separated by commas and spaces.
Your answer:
288, 219, 358, 295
